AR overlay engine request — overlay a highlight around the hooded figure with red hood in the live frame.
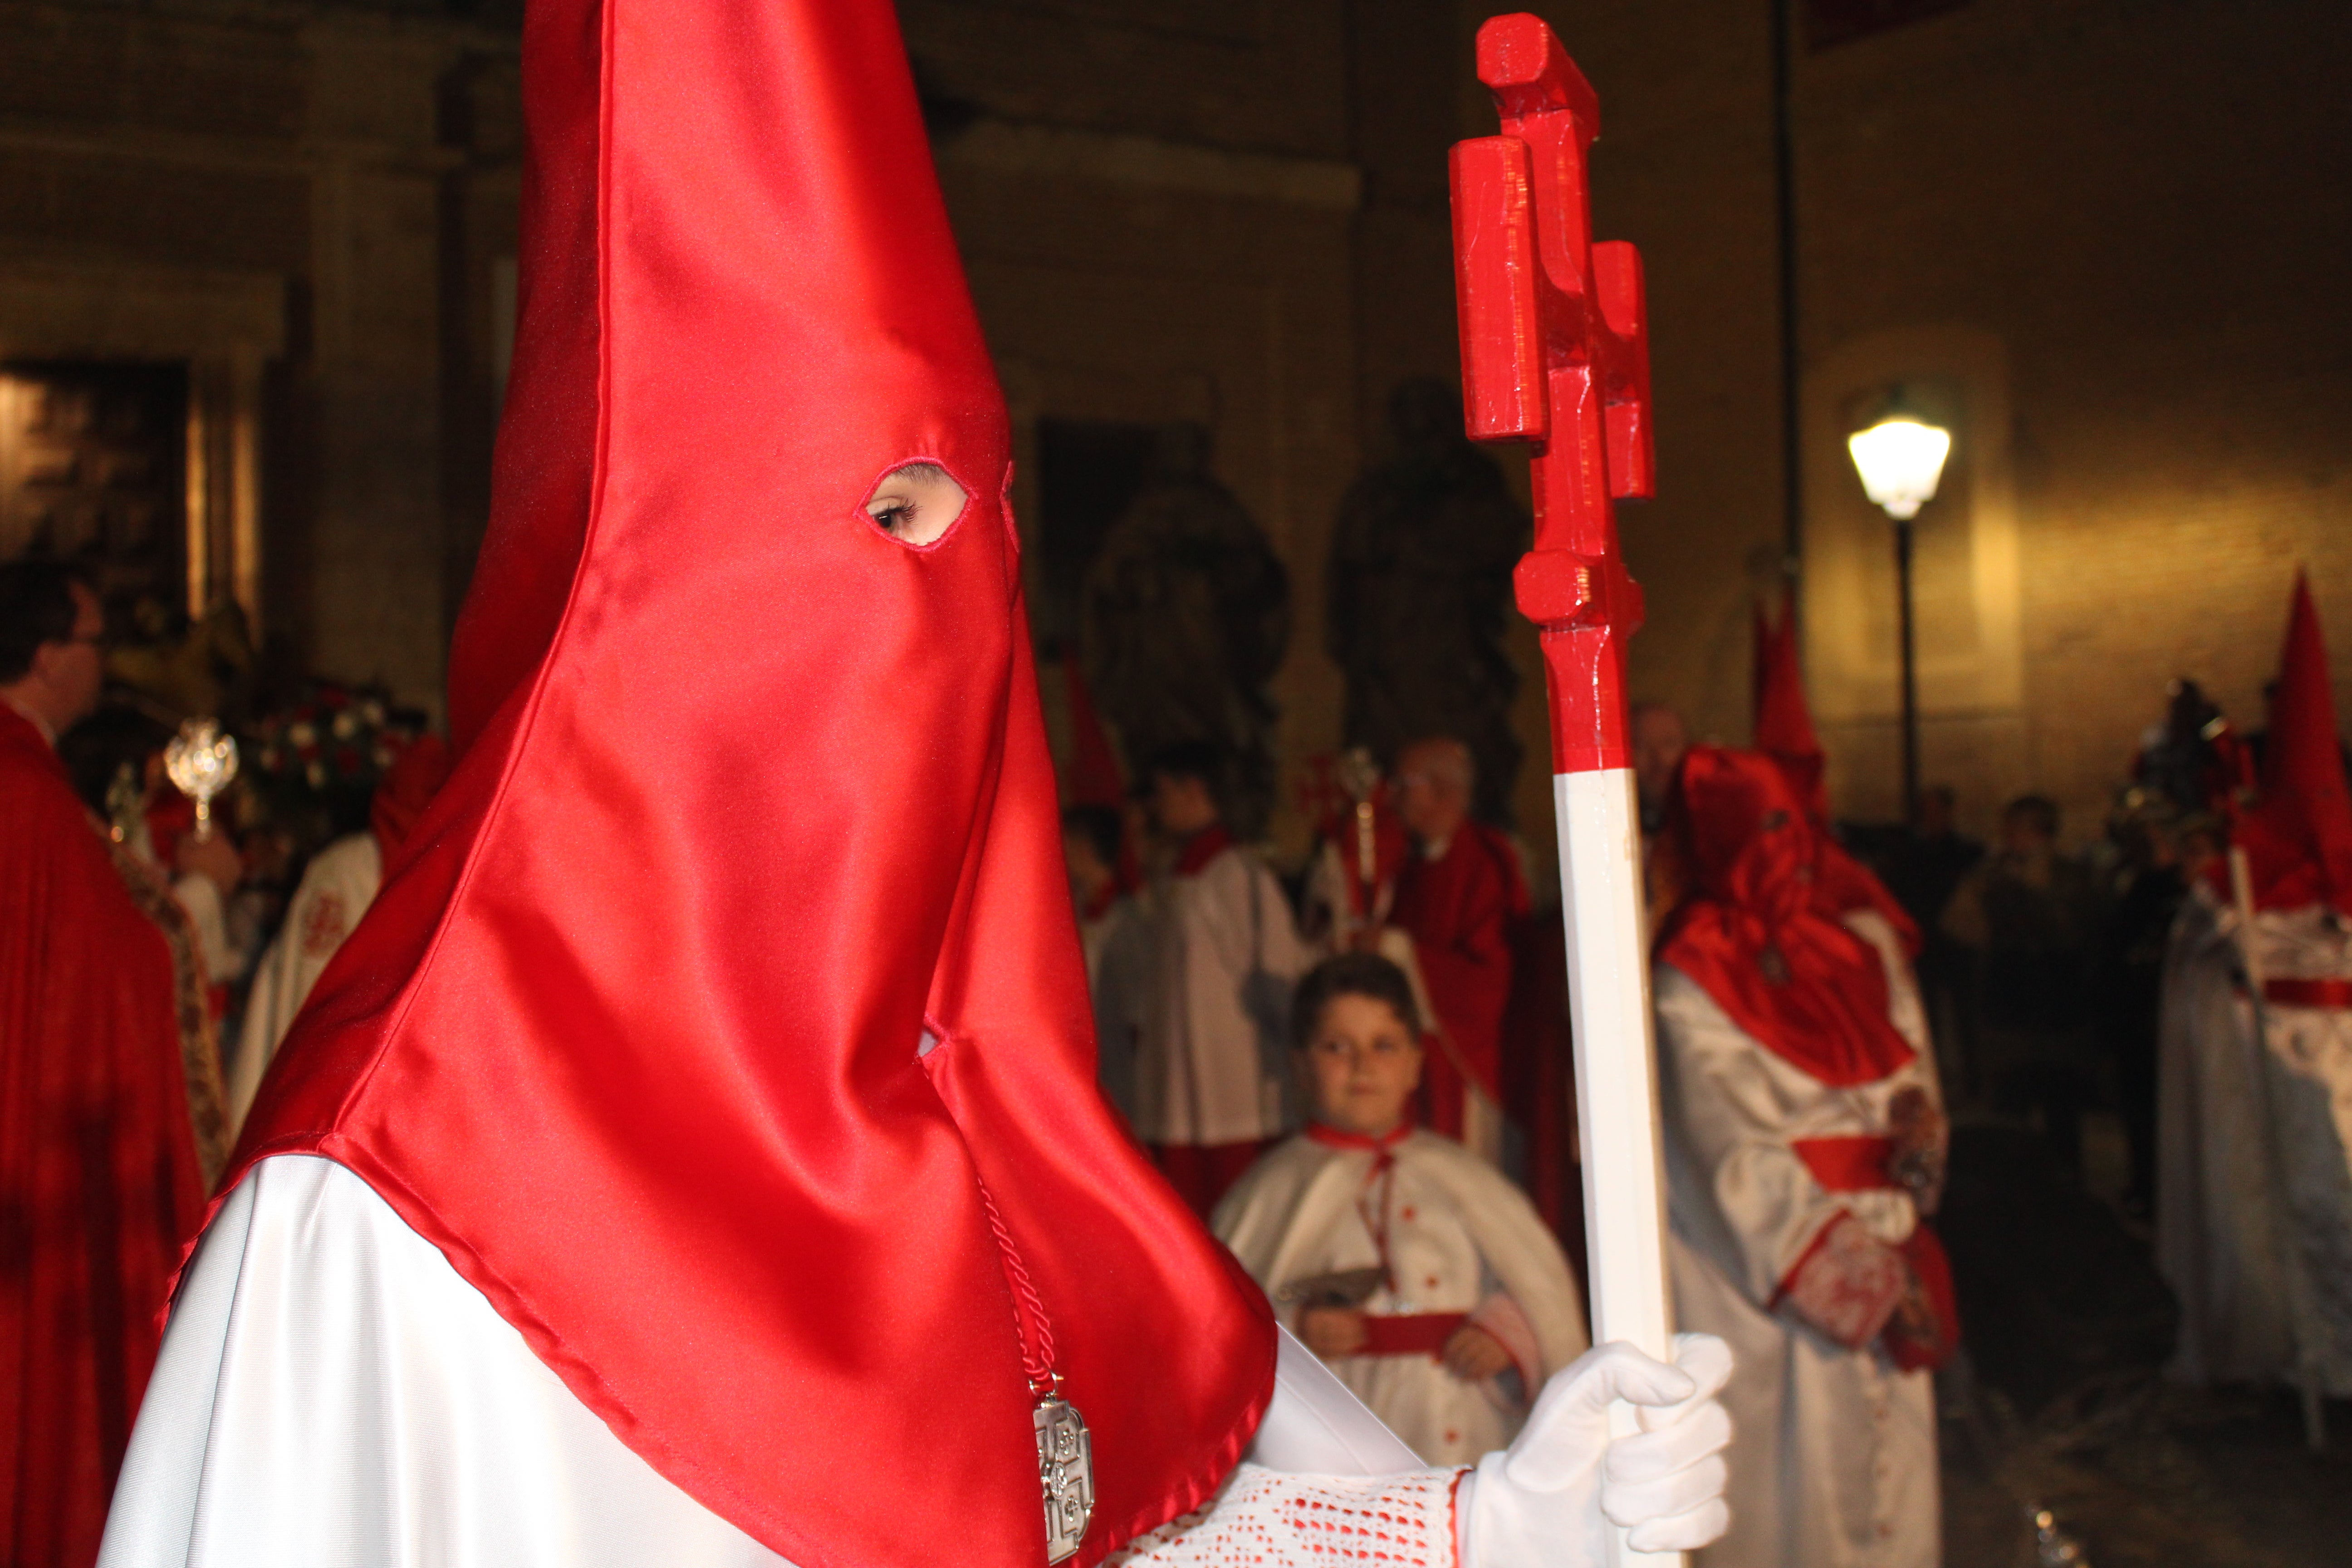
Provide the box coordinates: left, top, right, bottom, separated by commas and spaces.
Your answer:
94, 5, 1733, 1567
2159, 573, 2352, 1397
1654, 748, 1954, 1568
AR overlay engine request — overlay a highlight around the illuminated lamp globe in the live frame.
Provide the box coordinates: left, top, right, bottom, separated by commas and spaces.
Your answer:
1846, 416, 1952, 521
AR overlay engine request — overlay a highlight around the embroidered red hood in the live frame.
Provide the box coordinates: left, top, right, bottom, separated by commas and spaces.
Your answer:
222, 3, 1274, 1564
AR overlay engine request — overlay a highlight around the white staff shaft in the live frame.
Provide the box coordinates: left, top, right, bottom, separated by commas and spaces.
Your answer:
1551, 767, 1680, 1568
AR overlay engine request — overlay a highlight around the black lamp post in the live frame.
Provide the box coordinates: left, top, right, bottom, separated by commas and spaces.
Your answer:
1846, 406, 1952, 824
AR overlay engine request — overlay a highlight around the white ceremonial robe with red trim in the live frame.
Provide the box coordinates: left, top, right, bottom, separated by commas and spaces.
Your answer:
1132, 847, 1319, 1147
1656, 911, 1941, 1568
2158, 890, 2352, 1394
99, 1155, 1480, 1568
1213, 1131, 1588, 1466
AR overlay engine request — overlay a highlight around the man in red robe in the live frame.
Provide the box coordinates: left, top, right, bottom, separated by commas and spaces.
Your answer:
1, 560, 220, 1568
1383, 736, 1529, 1160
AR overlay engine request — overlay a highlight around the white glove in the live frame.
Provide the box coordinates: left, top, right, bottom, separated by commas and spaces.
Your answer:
1462, 1333, 1734, 1566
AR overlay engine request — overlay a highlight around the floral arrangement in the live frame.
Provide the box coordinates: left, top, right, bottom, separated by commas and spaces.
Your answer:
243, 681, 428, 843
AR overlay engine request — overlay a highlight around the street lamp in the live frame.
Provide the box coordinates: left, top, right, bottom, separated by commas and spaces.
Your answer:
1846, 401, 1952, 823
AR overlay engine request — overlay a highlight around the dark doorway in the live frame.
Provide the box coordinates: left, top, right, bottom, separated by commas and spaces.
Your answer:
1034, 418, 1156, 652
0, 362, 190, 623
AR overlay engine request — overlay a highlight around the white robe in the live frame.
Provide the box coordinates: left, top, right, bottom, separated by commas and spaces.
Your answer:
2157, 890, 2352, 1393
99, 1156, 1471, 1568
1656, 911, 1941, 1568
1213, 1130, 1588, 1465
1132, 846, 1318, 1147
226, 833, 383, 1133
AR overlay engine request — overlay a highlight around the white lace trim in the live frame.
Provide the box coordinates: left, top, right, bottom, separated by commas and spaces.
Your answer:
1112, 1462, 1463, 1567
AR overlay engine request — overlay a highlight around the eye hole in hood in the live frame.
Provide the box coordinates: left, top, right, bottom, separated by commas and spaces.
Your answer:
864, 461, 967, 547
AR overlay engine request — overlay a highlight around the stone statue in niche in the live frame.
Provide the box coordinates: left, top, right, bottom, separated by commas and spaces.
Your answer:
1327, 378, 1529, 823
1081, 423, 1290, 840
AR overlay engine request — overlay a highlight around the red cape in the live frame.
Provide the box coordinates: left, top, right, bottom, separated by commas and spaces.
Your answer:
222, 5, 1271, 1567
1393, 822, 1528, 1129
1, 705, 210, 1568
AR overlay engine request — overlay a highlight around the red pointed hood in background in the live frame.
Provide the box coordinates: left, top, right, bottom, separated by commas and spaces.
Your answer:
2237, 573, 2352, 913
1750, 590, 1921, 955
224, 4, 1272, 1565
1753, 590, 1828, 820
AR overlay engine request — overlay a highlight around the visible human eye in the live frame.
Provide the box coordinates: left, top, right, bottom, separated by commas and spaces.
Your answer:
863, 461, 968, 546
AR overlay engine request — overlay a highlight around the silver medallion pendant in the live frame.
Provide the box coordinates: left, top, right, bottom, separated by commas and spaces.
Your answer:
1034, 1395, 1095, 1563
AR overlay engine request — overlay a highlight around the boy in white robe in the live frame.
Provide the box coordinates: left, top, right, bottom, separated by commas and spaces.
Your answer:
1217, 953, 1589, 1465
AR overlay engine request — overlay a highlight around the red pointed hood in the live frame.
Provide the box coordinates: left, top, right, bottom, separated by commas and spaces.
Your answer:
1753, 589, 1828, 819
225, 4, 1272, 1565
1750, 591, 1920, 955
2238, 573, 2352, 913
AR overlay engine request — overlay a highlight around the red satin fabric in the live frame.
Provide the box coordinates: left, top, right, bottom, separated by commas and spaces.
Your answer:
2, 706, 208, 1568
221, 4, 1272, 1565
367, 735, 450, 859
1660, 748, 1917, 1088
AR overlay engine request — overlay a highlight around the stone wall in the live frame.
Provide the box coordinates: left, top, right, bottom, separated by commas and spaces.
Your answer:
0, 1, 518, 716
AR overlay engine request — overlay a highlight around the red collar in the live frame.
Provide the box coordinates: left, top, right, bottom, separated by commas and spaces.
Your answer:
1174, 823, 1235, 877
1304, 1120, 1415, 1155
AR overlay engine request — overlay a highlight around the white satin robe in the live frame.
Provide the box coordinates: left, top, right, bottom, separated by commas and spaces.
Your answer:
98, 1156, 1474, 1568
1656, 911, 1942, 1568
2158, 891, 2352, 1394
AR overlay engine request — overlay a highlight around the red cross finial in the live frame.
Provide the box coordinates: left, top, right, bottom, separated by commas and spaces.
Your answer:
1451, 13, 1655, 774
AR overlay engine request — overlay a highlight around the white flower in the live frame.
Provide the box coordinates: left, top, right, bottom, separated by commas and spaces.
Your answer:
331, 711, 358, 740
288, 722, 316, 747
306, 762, 328, 789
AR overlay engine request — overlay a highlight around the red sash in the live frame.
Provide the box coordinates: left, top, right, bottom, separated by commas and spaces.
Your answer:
1790, 1136, 1960, 1371
1356, 1313, 1469, 1358
2265, 976, 2352, 1010
1792, 1135, 1893, 1192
